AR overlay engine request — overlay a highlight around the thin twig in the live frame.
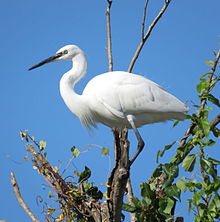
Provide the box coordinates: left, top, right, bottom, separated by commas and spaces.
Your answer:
179, 49, 220, 148
128, 0, 172, 72
11, 172, 40, 222
201, 49, 220, 109
174, 113, 220, 165
142, 0, 150, 40
106, 0, 113, 72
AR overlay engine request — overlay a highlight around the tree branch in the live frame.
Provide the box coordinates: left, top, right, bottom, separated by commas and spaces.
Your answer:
174, 113, 220, 166
126, 178, 136, 222
201, 49, 220, 109
179, 49, 220, 149
141, 0, 150, 40
111, 129, 130, 222
106, 0, 113, 72
128, 0, 172, 73
173, 49, 220, 165
10, 172, 40, 222
105, 1, 131, 221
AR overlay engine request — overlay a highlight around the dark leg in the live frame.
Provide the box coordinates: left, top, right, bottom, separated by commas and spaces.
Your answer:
127, 115, 145, 166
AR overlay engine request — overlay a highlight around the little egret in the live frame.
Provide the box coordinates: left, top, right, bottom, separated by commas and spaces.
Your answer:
29, 45, 188, 164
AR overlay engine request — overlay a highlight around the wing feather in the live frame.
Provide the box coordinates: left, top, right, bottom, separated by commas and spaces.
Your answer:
83, 71, 188, 117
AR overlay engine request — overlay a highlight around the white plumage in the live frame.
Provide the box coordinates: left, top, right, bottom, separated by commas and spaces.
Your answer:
29, 45, 188, 164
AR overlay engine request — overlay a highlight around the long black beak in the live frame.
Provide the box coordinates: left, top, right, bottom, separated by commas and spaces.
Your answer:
28, 52, 63, 71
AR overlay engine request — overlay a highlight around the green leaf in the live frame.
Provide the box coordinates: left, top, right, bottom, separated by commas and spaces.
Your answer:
185, 181, 196, 192
141, 197, 152, 207
140, 182, 154, 199
196, 79, 209, 93
164, 184, 181, 200
152, 164, 163, 177
71, 146, 80, 157
194, 183, 202, 189
207, 157, 220, 165
206, 139, 216, 147
122, 203, 136, 212
204, 60, 215, 67
131, 197, 142, 208
173, 120, 180, 127
163, 164, 179, 187
200, 157, 217, 179
200, 72, 212, 78
176, 180, 187, 192
209, 194, 220, 212
163, 197, 175, 214
39, 140, 46, 151
78, 166, 91, 183
164, 164, 179, 178
182, 154, 196, 172
156, 141, 176, 163
101, 147, 109, 156
197, 118, 210, 137
87, 186, 103, 200
192, 192, 201, 205
205, 93, 220, 107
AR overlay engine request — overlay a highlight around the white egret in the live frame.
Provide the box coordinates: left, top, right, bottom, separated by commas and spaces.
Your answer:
29, 45, 188, 164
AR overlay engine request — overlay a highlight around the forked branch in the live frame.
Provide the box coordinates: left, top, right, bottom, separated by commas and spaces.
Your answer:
128, 0, 172, 72
142, 0, 150, 40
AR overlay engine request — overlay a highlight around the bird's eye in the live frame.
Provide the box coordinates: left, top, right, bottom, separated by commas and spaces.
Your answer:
63, 50, 68, 55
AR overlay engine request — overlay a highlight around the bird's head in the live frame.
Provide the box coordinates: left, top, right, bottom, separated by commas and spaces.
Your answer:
28, 45, 83, 71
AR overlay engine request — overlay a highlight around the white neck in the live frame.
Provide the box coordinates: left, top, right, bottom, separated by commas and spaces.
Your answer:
59, 52, 87, 118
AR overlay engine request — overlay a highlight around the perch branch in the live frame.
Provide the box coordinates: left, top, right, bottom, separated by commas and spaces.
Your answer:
106, 1, 131, 221
11, 172, 40, 222
128, 0, 172, 73
111, 129, 130, 222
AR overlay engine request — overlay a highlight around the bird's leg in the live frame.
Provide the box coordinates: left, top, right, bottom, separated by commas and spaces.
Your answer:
127, 115, 145, 166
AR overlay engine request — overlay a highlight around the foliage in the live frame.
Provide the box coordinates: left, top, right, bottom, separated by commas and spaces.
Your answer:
122, 51, 220, 221
20, 131, 104, 221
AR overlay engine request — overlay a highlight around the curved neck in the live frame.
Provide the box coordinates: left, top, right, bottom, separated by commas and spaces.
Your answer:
60, 52, 87, 88
59, 52, 87, 117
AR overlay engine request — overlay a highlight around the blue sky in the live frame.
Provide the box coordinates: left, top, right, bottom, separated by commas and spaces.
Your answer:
1, 0, 219, 221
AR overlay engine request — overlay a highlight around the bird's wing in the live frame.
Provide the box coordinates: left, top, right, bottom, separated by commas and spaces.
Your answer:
83, 72, 188, 116
117, 75, 188, 114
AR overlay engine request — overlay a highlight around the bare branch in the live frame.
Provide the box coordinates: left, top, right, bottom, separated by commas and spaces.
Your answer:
107, 129, 130, 222
106, 0, 113, 72
11, 172, 40, 222
128, 0, 172, 73
141, 0, 150, 40
126, 178, 136, 222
